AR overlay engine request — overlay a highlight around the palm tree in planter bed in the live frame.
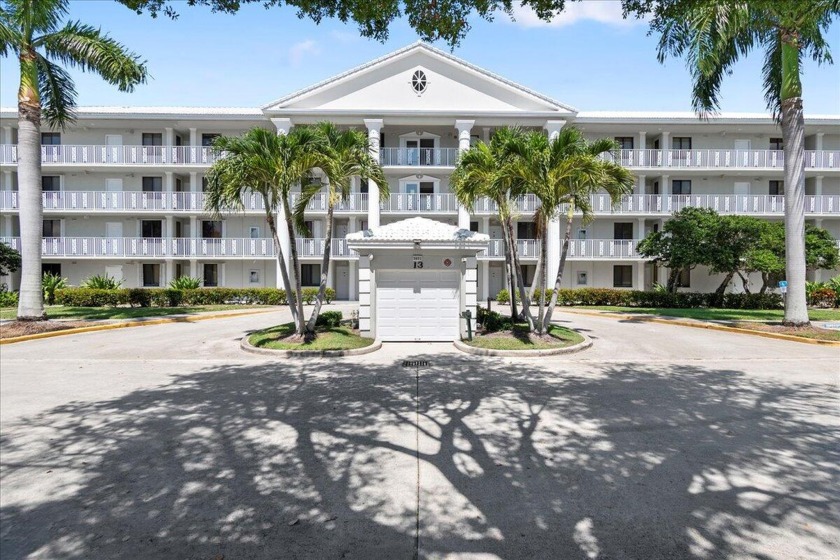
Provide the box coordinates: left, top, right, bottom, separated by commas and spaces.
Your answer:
452, 127, 536, 329
293, 122, 387, 333
529, 127, 634, 331
1, 0, 148, 320
205, 127, 326, 336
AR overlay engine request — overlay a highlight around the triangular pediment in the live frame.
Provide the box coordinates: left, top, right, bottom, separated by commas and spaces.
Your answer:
263, 42, 575, 116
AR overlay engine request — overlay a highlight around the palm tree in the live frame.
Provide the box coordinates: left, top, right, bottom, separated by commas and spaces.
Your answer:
205, 127, 326, 335
294, 122, 387, 333
648, 0, 838, 325
451, 128, 535, 328
534, 128, 634, 330
0, 0, 148, 320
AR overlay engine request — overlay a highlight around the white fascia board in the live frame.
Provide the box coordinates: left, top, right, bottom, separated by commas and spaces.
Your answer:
347, 241, 489, 250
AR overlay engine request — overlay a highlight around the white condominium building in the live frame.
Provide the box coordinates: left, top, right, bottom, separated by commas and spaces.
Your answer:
1, 42, 838, 300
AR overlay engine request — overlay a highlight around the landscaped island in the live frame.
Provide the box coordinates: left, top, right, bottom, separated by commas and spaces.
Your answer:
247, 311, 375, 352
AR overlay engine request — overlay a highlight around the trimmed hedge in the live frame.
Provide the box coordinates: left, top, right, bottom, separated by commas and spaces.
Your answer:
53, 287, 298, 308
316, 310, 343, 328
494, 288, 783, 310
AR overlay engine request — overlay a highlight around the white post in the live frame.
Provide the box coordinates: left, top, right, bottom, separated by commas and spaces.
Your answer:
661, 174, 670, 196
661, 131, 671, 165
482, 127, 491, 143
481, 260, 489, 302
455, 120, 475, 230
189, 128, 198, 146
636, 262, 646, 291
463, 256, 478, 338
190, 259, 198, 279
637, 174, 646, 196
544, 120, 566, 286
271, 118, 292, 136
164, 127, 174, 147
364, 119, 383, 229
349, 260, 357, 301
269, 118, 294, 289
638, 131, 647, 150
815, 175, 823, 197
816, 132, 824, 152
358, 255, 372, 337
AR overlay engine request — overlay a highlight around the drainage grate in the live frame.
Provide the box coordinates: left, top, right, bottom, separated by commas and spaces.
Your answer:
402, 360, 430, 368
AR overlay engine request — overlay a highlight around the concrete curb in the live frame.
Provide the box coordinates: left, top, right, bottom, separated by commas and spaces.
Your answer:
240, 332, 382, 357
453, 331, 592, 357
0, 308, 278, 345
562, 309, 840, 347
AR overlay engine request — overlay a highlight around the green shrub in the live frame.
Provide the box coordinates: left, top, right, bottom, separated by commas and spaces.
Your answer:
0, 288, 18, 307
42, 272, 68, 305
477, 306, 512, 332
82, 274, 123, 290
169, 276, 201, 290
325, 287, 336, 304
127, 288, 152, 308
808, 287, 837, 308
302, 287, 318, 305
495, 289, 510, 304
55, 288, 126, 307
531, 288, 554, 302
316, 310, 343, 328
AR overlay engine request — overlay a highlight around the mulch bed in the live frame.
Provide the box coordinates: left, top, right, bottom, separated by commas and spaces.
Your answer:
0, 320, 93, 340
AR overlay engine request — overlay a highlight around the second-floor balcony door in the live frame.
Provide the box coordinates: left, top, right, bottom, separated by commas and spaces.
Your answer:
106, 135, 123, 164
106, 178, 123, 209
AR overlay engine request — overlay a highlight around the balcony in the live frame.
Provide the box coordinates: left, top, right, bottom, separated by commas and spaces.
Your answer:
480, 239, 641, 260
0, 145, 220, 166
295, 238, 355, 258
289, 193, 368, 214
379, 147, 459, 167
607, 149, 840, 170
0, 237, 277, 259
380, 193, 458, 213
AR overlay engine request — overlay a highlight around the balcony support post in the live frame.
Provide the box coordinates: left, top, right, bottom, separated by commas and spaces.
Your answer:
2, 126, 11, 145
364, 119, 383, 229
815, 175, 823, 197
455, 119, 475, 230
190, 259, 198, 278
815, 132, 824, 152
637, 174, 646, 196
661, 131, 670, 164
636, 262, 645, 290
349, 260, 357, 301
638, 131, 646, 150
164, 127, 174, 147
481, 260, 489, 301
189, 128, 198, 146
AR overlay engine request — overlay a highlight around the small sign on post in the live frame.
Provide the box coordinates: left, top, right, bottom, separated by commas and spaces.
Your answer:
778, 280, 788, 294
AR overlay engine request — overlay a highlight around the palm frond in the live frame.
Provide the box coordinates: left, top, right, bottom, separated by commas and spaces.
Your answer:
36, 53, 75, 128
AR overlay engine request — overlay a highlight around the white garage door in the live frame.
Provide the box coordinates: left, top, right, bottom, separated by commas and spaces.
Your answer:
377, 270, 460, 342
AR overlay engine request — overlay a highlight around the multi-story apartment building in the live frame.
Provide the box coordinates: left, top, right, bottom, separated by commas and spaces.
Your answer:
1, 42, 838, 301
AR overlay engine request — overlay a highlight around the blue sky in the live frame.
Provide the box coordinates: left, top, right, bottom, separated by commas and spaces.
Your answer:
1, 0, 839, 113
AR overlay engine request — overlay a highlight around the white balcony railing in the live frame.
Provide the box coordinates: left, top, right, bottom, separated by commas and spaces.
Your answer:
480, 239, 640, 260
606, 149, 840, 169
295, 238, 355, 258
0, 145, 221, 166
470, 194, 540, 215
0, 237, 277, 259
381, 193, 458, 213
379, 147, 459, 167
289, 193, 368, 213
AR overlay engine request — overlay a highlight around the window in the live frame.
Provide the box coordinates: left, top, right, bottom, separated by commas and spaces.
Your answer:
302, 220, 314, 237
203, 264, 219, 287
202, 220, 223, 239
141, 133, 162, 146
143, 264, 160, 287
519, 265, 535, 287
411, 69, 428, 94
577, 228, 588, 240
42, 176, 60, 192
142, 177, 162, 192
615, 137, 634, 150
141, 220, 162, 238
41, 132, 61, 145
672, 180, 692, 195
42, 263, 61, 276
202, 133, 220, 147
652, 181, 660, 195
672, 137, 692, 150
769, 180, 784, 196
517, 222, 537, 239
42, 220, 61, 237
577, 271, 588, 286
769, 137, 784, 150
301, 264, 321, 286
249, 270, 260, 284
470, 221, 479, 233
359, 182, 369, 194
676, 268, 691, 288
249, 226, 260, 239
419, 181, 435, 195
614, 222, 634, 240
613, 265, 633, 288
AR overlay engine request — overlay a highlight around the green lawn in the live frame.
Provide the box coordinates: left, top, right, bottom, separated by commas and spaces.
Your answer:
249, 322, 375, 351
0, 304, 271, 321
465, 325, 584, 350
576, 306, 840, 322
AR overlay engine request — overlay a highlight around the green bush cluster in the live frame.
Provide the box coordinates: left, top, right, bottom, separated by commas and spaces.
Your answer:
494, 288, 783, 310
476, 306, 512, 333
806, 277, 840, 308
82, 274, 123, 290
315, 310, 343, 328
0, 287, 18, 307
52, 287, 341, 308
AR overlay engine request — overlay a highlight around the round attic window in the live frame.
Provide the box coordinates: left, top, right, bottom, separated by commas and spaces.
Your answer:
411, 70, 428, 94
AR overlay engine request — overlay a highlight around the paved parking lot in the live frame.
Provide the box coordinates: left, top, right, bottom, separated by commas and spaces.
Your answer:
1, 307, 838, 559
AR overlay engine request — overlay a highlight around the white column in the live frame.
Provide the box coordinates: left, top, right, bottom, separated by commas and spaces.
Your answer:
638, 131, 647, 150
482, 127, 491, 143
189, 128, 198, 146
164, 259, 175, 286
544, 121, 567, 286
481, 260, 489, 302
164, 127, 174, 147
815, 175, 823, 197
165, 215, 174, 238
349, 260, 357, 301
661, 174, 670, 196
358, 255, 372, 337
455, 120, 475, 230
816, 132, 824, 152
2, 126, 11, 145
190, 259, 198, 278
637, 174, 646, 196
269, 118, 294, 289
636, 263, 646, 291
271, 118, 292, 136
463, 256, 478, 338
661, 131, 671, 165
544, 120, 566, 142
364, 119, 383, 229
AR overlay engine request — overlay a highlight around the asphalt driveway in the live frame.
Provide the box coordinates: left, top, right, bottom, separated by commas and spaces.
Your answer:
1, 307, 838, 559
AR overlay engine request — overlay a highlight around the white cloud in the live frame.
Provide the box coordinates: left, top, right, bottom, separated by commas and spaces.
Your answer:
329, 30, 361, 44
510, 0, 640, 28
288, 40, 320, 66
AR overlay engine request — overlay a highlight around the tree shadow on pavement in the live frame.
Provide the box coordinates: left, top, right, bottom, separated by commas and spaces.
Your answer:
1, 352, 837, 559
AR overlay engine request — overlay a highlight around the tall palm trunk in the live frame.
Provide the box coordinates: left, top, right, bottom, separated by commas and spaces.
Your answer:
283, 201, 306, 335
780, 31, 809, 326
542, 199, 574, 330
306, 201, 334, 332
500, 215, 518, 320
266, 212, 298, 325
537, 228, 547, 334
16, 49, 45, 320
528, 244, 543, 302
506, 217, 535, 330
